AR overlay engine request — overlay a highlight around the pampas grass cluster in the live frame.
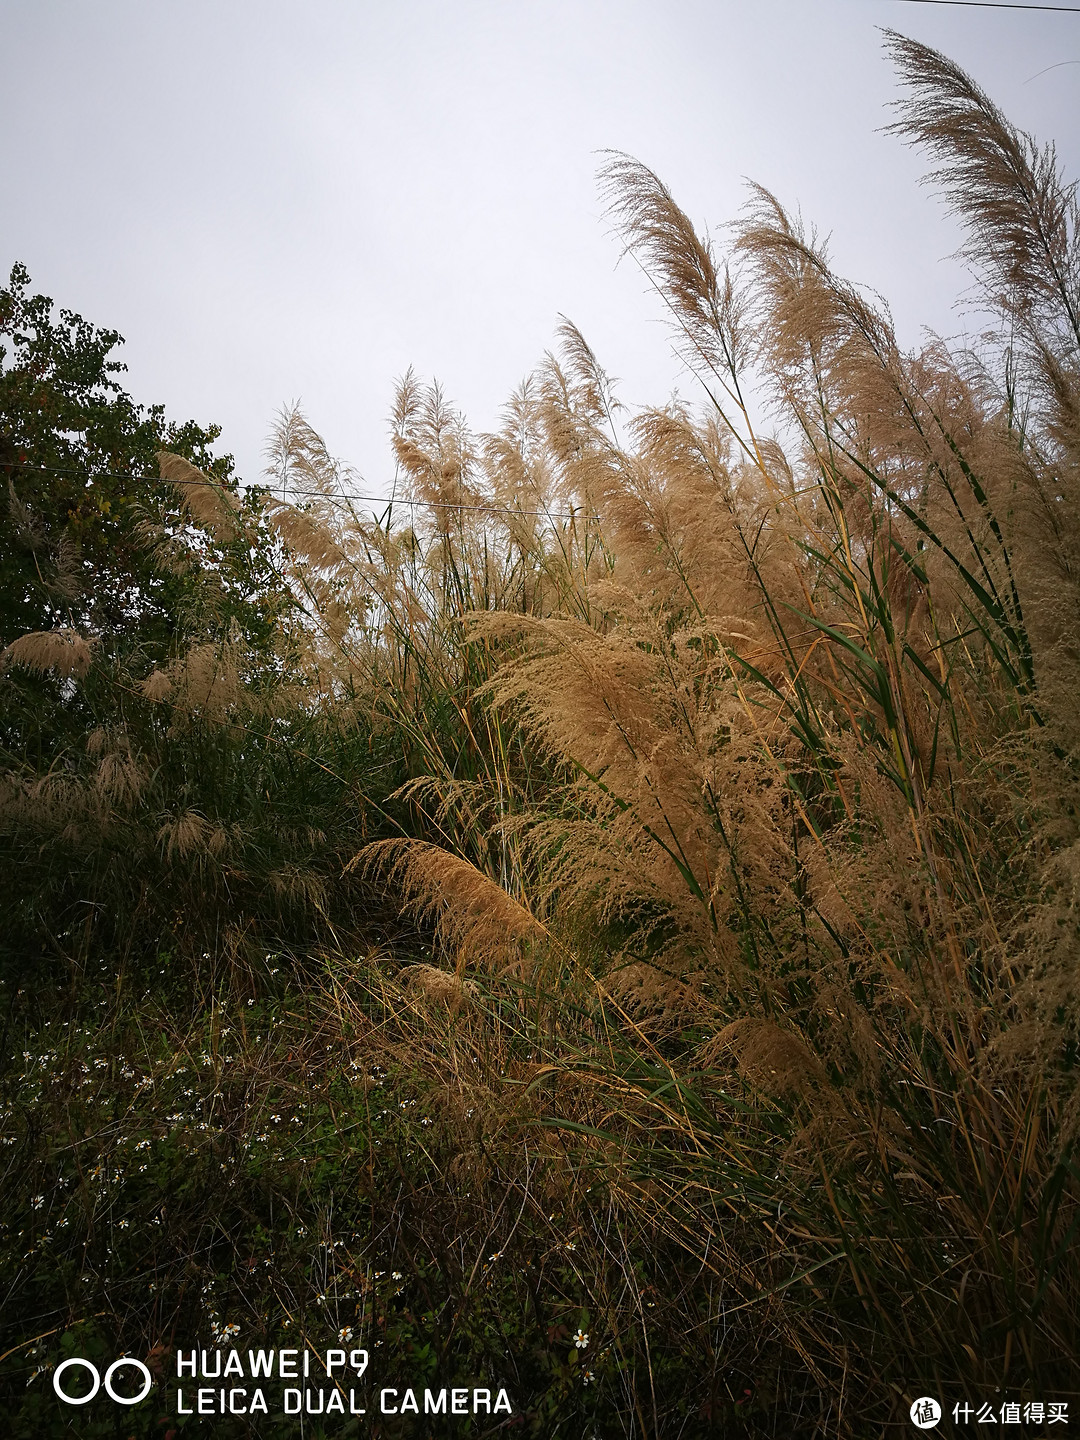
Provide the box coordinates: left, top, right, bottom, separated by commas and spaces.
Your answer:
2, 30, 1077, 1436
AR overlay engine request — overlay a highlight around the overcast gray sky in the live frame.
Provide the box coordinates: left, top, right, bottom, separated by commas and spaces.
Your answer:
2, 1, 1077, 496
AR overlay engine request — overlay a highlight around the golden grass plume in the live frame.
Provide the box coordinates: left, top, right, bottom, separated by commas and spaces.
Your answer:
1, 627, 95, 679
349, 838, 546, 973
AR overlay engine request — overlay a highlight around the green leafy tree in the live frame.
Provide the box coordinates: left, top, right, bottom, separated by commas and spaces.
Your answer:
0, 265, 373, 973
0, 261, 242, 645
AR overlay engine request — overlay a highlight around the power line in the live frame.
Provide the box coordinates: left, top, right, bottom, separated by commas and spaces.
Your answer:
1023, 59, 1080, 79
891, 0, 1080, 12
2, 460, 599, 523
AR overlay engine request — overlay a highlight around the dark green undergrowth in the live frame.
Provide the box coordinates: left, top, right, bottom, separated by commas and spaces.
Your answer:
0, 950, 805, 1440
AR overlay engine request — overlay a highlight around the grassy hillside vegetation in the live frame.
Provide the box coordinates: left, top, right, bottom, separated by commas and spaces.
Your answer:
1, 32, 1078, 1437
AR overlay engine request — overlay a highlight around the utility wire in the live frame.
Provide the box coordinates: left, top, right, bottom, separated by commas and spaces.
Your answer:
891, 1, 1080, 12
2, 460, 599, 523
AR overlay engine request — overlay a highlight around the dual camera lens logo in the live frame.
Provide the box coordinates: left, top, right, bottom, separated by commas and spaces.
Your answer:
53, 1357, 153, 1406
48, 1368, 951, 1427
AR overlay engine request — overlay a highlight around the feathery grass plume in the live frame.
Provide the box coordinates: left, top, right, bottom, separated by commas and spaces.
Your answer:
884, 30, 1079, 355
262, 404, 359, 580
398, 962, 479, 1011
1, 627, 95, 678
703, 1017, 832, 1102
263, 498, 350, 576
598, 154, 749, 406
551, 317, 622, 433
392, 373, 485, 530
476, 606, 797, 1000
350, 838, 546, 973
91, 737, 146, 809
265, 402, 359, 501
139, 668, 172, 702
882, 31, 1080, 1093
485, 380, 550, 515
157, 808, 213, 861
48, 531, 81, 606
885, 30, 1080, 736
268, 864, 328, 911
154, 638, 245, 720
157, 449, 242, 540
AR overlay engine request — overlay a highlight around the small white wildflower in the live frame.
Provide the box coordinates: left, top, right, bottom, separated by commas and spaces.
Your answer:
30, 1195, 44, 1210
338, 1326, 353, 1342
573, 1329, 589, 1350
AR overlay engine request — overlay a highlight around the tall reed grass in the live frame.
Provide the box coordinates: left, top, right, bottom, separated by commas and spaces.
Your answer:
2, 29, 1077, 1436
